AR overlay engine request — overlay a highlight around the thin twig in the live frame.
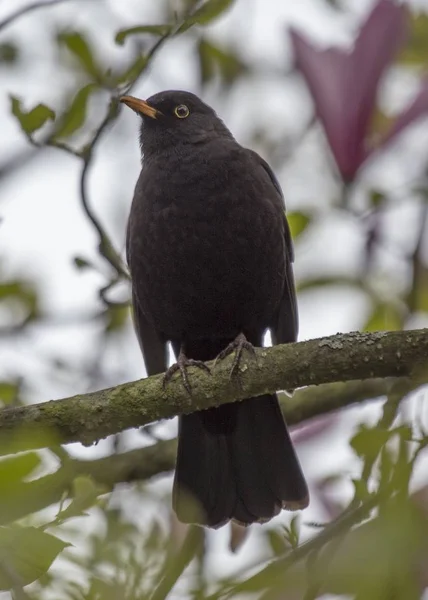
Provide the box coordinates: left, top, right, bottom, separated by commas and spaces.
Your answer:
78, 100, 129, 279
216, 495, 379, 600
74, 18, 185, 280
0, 0, 97, 33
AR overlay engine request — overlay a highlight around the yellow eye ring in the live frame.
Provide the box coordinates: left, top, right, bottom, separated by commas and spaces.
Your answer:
174, 104, 190, 118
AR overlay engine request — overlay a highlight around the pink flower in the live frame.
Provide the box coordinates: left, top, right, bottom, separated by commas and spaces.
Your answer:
290, 0, 428, 181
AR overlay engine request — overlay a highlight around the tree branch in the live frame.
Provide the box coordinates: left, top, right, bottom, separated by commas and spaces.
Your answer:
0, 329, 426, 455
0, 439, 177, 525
0, 375, 415, 525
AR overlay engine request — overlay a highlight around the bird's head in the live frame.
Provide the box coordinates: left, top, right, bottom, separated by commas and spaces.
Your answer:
120, 90, 233, 156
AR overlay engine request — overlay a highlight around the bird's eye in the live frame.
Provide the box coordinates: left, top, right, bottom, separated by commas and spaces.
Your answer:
174, 104, 190, 119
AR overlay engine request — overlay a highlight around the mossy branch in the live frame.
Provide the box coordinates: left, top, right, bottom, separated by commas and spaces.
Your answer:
0, 375, 419, 525
0, 329, 427, 456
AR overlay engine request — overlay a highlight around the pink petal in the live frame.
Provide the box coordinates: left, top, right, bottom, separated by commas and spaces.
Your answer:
290, 0, 408, 181
290, 29, 351, 176
380, 78, 428, 148
291, 414, 339, 445
347, 0, 408, 167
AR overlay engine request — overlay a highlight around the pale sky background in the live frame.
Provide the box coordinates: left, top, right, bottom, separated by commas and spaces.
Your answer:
1, 0, 428, 597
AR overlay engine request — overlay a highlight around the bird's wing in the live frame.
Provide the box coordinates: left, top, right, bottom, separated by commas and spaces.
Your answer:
126, 219, 168, 376
131, 290, 168, 375
250, 151, 299, 344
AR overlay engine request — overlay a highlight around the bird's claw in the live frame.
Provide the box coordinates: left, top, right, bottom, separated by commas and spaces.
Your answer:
214, 333, 257, 380
163, 351, 211, 395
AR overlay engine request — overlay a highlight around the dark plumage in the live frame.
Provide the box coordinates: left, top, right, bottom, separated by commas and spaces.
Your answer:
122, 90, 309, 528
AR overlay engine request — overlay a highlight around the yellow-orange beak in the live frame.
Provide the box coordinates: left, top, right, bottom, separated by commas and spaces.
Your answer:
120, 95, 159, 119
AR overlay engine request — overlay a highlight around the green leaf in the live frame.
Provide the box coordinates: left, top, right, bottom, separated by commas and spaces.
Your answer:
378, 446, 393, 491
73, 256, 93, 270
182, 0, 235, 30
0, 43, 18, 64
321, 502, 426, 597
0, 453, 41, 489
56, 476, 102, 521
351, 478, 370, 502
350, 425, 391, 460
115, 24, 171, 45
197, 39, 247, 86
266, 529, 288, 556
289, 515, 300, 548
0, 526, 69, 590
0, 280, 38, 322
0, 382, 19, 406
57, 31, 100, 80
369, 189, 386, 208
106, 305, 129, 333
115, 54, 149, 85
398, 14, 428, 67
369, 107, 395, 140
297, 276, 365, 293
363, 301, 403, 332
287, 211, 311, 239
10, 97, 55, 135
54, 83, 96, 139
407, 263, 428, 313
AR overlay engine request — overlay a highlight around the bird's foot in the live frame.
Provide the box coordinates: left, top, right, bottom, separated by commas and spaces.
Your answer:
214, 333, 257, 379
163, 349, 211, 395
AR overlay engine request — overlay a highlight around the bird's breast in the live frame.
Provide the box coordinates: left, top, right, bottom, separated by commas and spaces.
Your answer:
128, 146, 285, 339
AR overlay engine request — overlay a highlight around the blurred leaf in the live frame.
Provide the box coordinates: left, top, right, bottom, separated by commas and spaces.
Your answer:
0, 43, 18, 64
368, 107, 395, 142
54, 83, 97, 139
397, 13, 428, 67
320, 502, 427, 598
408, 263, 428, 313
87, 577, 123, 600
104, 508, 136, 547
0, 453, 41, 490
0, 280, 38, 322
0, 526, 69, 590
363, 301, 403, 332
10, 97, 55, 135
394, 424, 413, 442
0, 382, 19, 406
115, 54, 149, 85
198, 39, 247, 86
151, 526, 204, 600
266, 529, 288, 556
379, 445, 393, 492
56, 476, 101, 521
73, 256, 93, 270
287, 211, 312, 239
351, 478, 370, 502
198, 39, 215, 84
182, 0, 235, 30
105, 304, 129, 333
368, 189, 386, 207
57, 31, 101, 80
350, 425, 391, 460
297, 276, 365, 293
115, 24, 172, 45
289, 515, 300, 548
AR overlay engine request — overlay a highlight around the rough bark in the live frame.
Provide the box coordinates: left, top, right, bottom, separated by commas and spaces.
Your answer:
0, 329, 426, 455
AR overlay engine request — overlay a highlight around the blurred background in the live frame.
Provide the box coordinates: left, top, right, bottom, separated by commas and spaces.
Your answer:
1, 0, 428, 598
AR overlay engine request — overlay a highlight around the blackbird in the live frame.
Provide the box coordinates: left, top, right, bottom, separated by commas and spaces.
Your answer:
122, 90, 309, 528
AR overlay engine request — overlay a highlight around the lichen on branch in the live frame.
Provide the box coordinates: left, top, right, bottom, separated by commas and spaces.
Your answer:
0, 329, 426, 455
